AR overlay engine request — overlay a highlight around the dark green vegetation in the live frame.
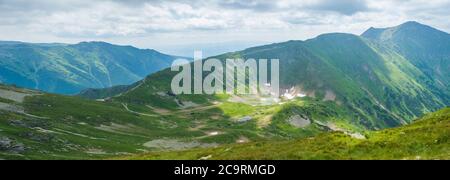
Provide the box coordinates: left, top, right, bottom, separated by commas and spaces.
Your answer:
123, 107, 450, 160
0, 41, 183, 94
0, 22, 449, 159
79, 84, 135, 100
214, 21, 448, 129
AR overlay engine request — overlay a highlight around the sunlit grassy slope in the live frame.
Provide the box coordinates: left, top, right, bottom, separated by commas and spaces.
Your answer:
1, 84, 356, 159
122, 107, 450, 160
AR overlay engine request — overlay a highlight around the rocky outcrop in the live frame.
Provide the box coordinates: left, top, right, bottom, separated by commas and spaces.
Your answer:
0, 137, 25, 153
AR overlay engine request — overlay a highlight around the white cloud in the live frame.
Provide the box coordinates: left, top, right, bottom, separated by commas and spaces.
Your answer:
0, 0, 449, 55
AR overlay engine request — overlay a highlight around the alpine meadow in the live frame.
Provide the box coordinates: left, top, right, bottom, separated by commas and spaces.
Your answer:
0, 0, 449, 162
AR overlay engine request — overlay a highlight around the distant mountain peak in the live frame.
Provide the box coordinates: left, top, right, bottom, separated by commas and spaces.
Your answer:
400, 21, 422, 26
76, 41, 114, 47
396, 21, 438, 32
311, 33, 360, 42
361, 21, 449, 41
361, 26, 387, 39
317, 32, 358, 38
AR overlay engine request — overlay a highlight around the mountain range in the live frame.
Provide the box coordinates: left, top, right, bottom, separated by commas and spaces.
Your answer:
0, 41, 183, 94
82, 21, 450, 129
0, 21, 448, 160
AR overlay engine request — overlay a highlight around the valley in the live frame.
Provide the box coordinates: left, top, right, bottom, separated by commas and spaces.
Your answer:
0, 21, 449, 160
123, 107, 450, 160
0, 83, 363, 159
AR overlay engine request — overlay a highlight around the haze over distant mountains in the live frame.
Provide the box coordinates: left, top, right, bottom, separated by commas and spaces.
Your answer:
0, 41, 183, 94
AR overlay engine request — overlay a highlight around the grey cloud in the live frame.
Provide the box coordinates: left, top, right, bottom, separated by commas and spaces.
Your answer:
306, 0, 370, 15
0, 0, 449, 42
107, 0, 207, 7
0, 0, 90, 12
283, 16, 329, 26
107, 0, 163, 7
217, 0, 279, 11
216, 0, 370, 15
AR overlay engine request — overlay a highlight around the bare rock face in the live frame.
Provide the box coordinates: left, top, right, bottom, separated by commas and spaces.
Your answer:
0, 102, 25, 114
8, 119, 28, 127
288, 115, 311, 128
237, 116, 252, 123
143, 139, 217, 151
0, 89, 34, 103
0, 137, 12, 150
0, 137, 26, 153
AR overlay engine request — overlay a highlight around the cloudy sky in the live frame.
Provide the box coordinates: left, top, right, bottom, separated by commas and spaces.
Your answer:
1, 0, 450, 56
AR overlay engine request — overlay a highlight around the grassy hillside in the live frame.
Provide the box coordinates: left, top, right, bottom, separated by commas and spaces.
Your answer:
122, 107, 450, 160
221, 31, 447, 128
1, 83, 356, 159
362, 21, 450, 89
0, 22, 448, 160
86, 22, 449, 130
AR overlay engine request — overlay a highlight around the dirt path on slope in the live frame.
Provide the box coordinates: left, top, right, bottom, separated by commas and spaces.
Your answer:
175, 104, 221, 114
122, 103, 159, 117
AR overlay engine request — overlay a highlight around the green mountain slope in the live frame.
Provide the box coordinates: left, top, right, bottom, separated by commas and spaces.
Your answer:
0, 22, 449, 160
1, 82, 447, 160
0, 41, 182, 95
240, 26, 447, 127
96, 22, 449, 129
123, 107, 450, 160
2, 82, 356, 159
362, 21, 450, 102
